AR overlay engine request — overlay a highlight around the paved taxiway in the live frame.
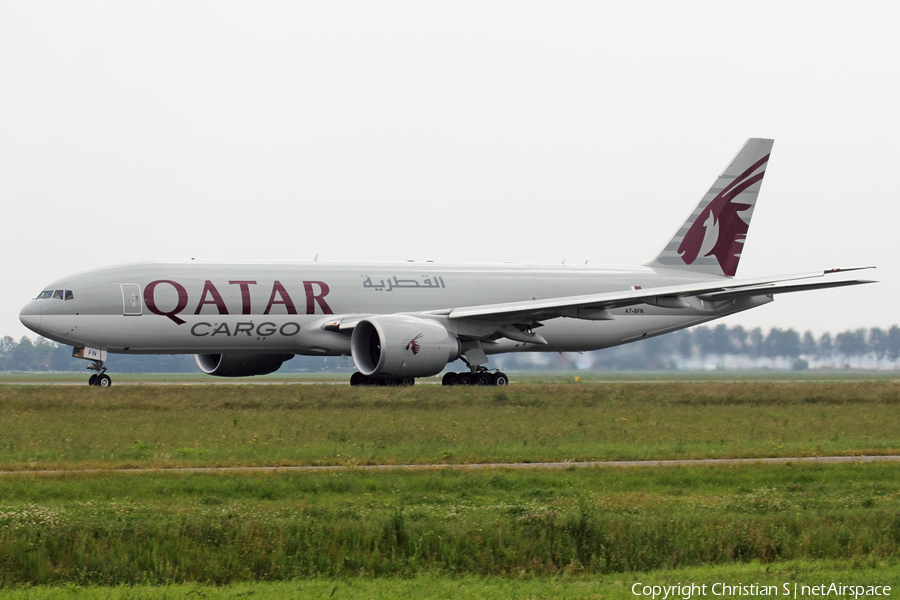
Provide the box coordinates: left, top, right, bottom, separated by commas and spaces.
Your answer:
4, 379, 898, 386
1, 455, 898, 477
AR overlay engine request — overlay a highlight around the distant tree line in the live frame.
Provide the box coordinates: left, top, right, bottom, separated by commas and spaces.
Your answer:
0, 336, 354, 374
2, 325, 900, 373
0, 336, 197, 373
488, 324, 900, 372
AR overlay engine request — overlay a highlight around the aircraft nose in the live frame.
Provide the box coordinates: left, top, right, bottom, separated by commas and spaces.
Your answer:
19, 301, 42, 333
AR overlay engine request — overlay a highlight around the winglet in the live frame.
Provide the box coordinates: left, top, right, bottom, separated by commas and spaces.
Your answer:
648, 138, 774, 277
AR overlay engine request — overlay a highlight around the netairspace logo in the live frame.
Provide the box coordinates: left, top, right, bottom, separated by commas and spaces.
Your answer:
631, 582, 892, 599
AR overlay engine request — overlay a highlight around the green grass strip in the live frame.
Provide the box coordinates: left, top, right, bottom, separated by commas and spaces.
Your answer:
2, 561, 899, 599
0, 382, 899, 470
1, 463, 900, 584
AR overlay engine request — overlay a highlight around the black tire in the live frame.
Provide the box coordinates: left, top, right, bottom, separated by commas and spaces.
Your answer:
350, 372, 365, 386
492, 372, 509, 386
457, 372, 474, 386
88, 374, 98, 386
401, 378, 415, 386
475, 373, 492, 386
441, 372, 458, 386
97, 374, 112, 388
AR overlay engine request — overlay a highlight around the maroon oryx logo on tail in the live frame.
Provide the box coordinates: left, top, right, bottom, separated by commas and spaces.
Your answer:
405, 334, 424, 355
678, 154, 769, 276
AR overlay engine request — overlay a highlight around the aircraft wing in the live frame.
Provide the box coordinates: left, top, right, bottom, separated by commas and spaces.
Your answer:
442, 267, 877, 322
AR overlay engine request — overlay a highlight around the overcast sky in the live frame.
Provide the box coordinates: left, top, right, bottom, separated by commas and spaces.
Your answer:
2, 1, 897, 341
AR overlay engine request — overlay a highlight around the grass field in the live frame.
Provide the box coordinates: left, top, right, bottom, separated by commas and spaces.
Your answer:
2, 462, 900, 585
1, 380, 899, 596
4, 561, 900, 599
0, 381, 897, 470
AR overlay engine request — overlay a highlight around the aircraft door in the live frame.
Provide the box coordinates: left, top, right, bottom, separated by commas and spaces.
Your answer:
121, 283, 142, 316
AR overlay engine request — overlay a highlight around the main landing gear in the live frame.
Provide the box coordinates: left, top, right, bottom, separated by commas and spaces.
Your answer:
347, 361, 509, 387
349, 373, 415, 387
441, 369, 508, 386
87, 360, 112, 387
347, 371, 508, 386
441, 354, 508, 386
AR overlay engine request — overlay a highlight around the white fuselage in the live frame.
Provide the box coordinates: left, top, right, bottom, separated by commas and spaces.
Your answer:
19, 261, 769, 357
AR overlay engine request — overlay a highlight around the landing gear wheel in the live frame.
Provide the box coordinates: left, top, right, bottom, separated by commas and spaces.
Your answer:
442, 372, 458, 386
85, 358, 109, 387
491, 372, 509, 386
350, 372, 366, 386
401, 378, 415, 387
457, 372, 474, 386
475, 373, 492, 386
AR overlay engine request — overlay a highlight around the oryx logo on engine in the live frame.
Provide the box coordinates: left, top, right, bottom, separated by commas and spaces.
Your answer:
404, 334, 424, 355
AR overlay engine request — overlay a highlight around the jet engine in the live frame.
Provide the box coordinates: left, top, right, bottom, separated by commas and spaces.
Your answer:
350, 315, 460, 379
194, 353, 294, 377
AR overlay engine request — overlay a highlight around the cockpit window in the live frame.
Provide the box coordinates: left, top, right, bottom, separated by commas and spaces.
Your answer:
37, 289, 74, 300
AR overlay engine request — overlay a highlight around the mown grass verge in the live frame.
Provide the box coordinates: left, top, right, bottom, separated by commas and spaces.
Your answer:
0, 382, 898, 470
1, 462, 900, 585
3, 560, 900, 599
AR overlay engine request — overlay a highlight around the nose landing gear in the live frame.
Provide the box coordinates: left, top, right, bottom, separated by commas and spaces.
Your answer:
87, 364, 112, 387
73, 347, 112, 387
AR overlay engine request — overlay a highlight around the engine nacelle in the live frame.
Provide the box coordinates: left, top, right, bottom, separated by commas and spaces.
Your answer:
350, 315, 460, 378
194, 353, 294, 377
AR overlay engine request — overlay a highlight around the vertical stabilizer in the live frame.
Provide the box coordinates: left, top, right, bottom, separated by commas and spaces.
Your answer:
648, 138, 774, 277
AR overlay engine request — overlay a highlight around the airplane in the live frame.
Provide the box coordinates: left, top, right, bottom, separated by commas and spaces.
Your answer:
19, 138, 875, 387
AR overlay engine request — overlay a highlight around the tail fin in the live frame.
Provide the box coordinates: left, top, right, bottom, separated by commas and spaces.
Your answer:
648, 138, 774, 277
